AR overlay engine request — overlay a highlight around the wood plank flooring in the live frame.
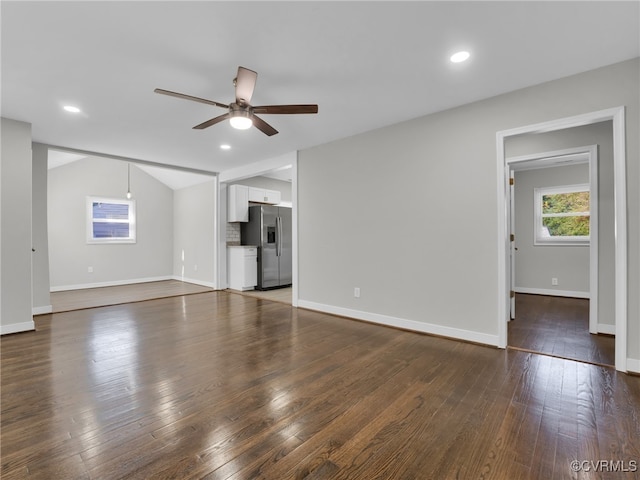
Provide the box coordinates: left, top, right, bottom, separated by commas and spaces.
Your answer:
228, 286, 292, 305
509, 293, 615, 367
2, 292, 639, 479
50, 280, 214, 313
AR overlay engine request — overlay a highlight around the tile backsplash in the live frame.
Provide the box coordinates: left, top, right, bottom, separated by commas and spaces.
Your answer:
226, 222, 241, 245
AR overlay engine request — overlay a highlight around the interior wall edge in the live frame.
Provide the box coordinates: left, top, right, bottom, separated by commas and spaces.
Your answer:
0, 321, 35, 336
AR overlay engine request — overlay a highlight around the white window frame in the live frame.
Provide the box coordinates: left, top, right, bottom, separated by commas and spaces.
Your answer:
86, 196, 136, 244
534, 183, 589, 246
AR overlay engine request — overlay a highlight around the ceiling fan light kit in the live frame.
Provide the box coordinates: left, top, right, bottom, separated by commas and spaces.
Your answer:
229, 107, 253, 130
155, 66, 318, 136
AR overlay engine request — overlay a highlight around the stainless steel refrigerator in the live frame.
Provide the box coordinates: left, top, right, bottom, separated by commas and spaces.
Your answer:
241, 205, 292, 290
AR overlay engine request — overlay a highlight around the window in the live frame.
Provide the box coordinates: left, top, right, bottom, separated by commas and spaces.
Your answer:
87, 197, 136, 244
534, 184, 589, 245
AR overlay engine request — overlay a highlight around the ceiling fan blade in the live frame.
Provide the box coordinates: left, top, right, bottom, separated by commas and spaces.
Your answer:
154, 88, 228, 109
235, 67, 258, 106
193, 113, 231, 130
252, 115, 278, 136
252, 104, 318, 115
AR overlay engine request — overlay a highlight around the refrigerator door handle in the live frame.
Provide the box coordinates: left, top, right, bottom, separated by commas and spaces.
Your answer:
276, 216, 282, 257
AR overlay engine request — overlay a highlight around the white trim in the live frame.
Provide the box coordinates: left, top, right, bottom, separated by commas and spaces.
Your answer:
32, 305, 53, 315
170, 275, 216, 289
508, 145, 598, 332
497, 106, 627, 372
1, 321, 35, 335
216, 177, 228, 290
508, 147, 590, 171
626, 358, 640, 374
611, 108, 627, 372
597, 324, 616, 335
50, 275, 174, 292
514, 287, 589, 299
211, 179, 219, 290
291, 154, 299, 308
497, 133, 508, 348
298, 299, 499, 347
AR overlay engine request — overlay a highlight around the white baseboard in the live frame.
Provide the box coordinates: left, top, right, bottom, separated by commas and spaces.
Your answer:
297, 300, 499, 347
514, 287, 589, 299
1, 321, 35, 335
626, 358, 640, 374
32, 305, 53, 315
597, 323, 616, 335
51, 275, 174, 292
171, 275, 216, 289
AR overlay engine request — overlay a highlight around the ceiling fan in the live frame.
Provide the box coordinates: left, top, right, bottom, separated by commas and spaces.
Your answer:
155, 66, 318, 136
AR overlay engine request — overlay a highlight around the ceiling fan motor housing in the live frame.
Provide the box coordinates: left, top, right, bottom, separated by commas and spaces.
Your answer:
229, 103, 253, 130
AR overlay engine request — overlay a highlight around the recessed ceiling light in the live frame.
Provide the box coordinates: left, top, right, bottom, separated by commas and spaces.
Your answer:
220, 144, 231, 150
450, 51, 470, 63
63, 105, 81, 113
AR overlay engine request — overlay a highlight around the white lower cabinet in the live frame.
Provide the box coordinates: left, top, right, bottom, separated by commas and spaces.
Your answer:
228, 246, 258, 291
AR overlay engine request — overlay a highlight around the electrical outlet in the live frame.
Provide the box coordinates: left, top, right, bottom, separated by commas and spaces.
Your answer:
88, 266, 93, 273
552, 277, 558, 286
194, 265, 198, 271
354, 287, 360, 298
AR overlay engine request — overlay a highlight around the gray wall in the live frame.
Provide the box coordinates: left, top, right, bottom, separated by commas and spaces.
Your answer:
173, 180, 216, 287
1, 118, 34, 333
48, 157, 174, 288
297, 58, 639, 361
506, 122, 615, 329
32, 143, 51, 312
513, 164, 590, 293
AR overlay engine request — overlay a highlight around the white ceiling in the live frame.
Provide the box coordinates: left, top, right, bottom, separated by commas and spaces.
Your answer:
2, 2, 638, 176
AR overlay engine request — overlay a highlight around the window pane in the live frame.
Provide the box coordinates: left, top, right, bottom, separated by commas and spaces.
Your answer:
542, 216, 589, 237
93, 222, 130, 238
542, 191, 589, 214
92, 202, 129, 220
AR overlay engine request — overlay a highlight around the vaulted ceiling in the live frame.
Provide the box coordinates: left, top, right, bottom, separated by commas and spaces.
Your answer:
2, 1, 638, 174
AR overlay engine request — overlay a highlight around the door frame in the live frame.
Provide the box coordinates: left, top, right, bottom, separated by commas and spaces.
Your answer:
496, 106, 627, 372
507, 145, 598, 334
216, 151, 299, 306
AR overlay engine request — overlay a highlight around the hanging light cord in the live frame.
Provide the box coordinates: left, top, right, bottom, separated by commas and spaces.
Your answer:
127, 163, 132, 199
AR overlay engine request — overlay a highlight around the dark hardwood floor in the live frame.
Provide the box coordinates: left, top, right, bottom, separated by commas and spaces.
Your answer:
50, 280, 214, 313
2, 292, 638, 479
509, 293, 615, 367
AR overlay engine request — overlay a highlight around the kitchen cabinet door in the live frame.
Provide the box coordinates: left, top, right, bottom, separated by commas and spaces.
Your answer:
228, 185, 249, 222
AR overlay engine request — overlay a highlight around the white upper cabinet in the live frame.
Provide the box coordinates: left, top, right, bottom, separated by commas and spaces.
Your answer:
228, 184, 282, 222
248, 187, 281, 205
228, 185, 249, 222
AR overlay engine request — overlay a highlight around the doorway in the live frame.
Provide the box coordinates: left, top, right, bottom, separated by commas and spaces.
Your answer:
217, 152, 298, 306
496, 107, 627, 372
505, 144, 614, 366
